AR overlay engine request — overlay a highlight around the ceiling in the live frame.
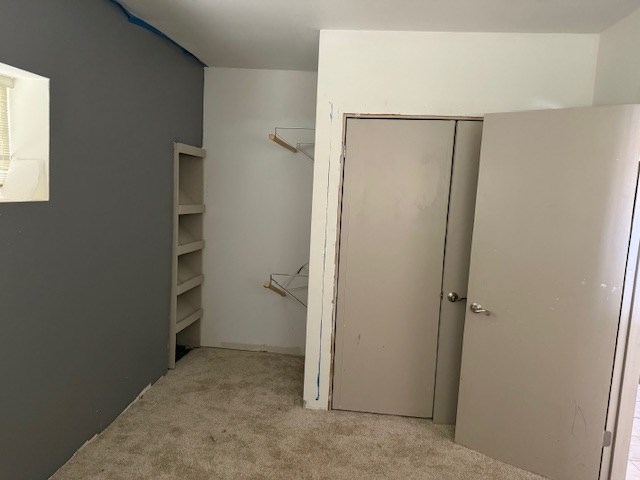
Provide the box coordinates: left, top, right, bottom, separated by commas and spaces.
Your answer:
119, 0, 640, 71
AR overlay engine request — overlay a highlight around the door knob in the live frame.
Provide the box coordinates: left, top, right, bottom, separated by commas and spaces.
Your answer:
447, 292, 467, 303
470, 303, 491, 316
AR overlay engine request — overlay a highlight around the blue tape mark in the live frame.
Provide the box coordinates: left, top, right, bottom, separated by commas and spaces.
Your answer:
316, 316, 323, 401
109, 0, 206, 66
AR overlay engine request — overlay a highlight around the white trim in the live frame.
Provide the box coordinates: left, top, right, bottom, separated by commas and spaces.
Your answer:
0, 75, 15, 89
601, 166, 640, 480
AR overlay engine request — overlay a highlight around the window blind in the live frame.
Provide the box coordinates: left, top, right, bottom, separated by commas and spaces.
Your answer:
0, 75, 14, 187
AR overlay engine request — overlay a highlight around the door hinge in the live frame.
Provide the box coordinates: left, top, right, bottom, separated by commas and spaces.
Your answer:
341, 144, 347, 159
603, 430, 613, 448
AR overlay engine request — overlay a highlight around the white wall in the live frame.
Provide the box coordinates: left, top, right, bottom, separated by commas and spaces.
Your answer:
594, 8, 640, 105
304, 30, 600, 409
202, 67, 317, 355
0, 62, 49, 202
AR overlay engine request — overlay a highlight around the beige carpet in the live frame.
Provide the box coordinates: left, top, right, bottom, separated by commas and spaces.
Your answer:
52, 348, 544, 480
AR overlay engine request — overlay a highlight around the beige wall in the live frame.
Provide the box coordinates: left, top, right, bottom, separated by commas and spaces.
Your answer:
303, 30, 600, 409
594, 8, 640, 105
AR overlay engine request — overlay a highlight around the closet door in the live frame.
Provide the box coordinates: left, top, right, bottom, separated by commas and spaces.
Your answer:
456, 105, 640, 480
433, 120, 483, 424
332, 118, 455, 418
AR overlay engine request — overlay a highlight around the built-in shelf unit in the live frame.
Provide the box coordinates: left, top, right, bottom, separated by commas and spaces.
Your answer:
170, 142, 206, 368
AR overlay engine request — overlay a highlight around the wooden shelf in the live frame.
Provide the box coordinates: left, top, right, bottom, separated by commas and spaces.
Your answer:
177, 240, 204, 256
170, 142, 206, 369
179, 204, 205, 215
176, 143, 207, 158
176, 308, 203, 333
177, 251, 202, 283
177, 274, 204, 296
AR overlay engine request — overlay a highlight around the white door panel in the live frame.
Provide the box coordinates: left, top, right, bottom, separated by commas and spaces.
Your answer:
333, 118, 455, 418
456, 105, 640, 480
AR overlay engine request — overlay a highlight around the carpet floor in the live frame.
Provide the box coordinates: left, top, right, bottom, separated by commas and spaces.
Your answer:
51, 348, 544, 480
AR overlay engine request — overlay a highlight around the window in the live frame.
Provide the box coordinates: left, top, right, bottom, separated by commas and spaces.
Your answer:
0, 75, 12, 187
0, 62, 49, 203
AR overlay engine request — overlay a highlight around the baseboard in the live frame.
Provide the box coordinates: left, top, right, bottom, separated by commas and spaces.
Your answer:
218, 342, 304, 356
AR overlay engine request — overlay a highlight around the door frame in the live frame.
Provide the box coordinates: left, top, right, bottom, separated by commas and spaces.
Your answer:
328, 113, 482, 411
602, 165, 640, 480
326, 114, 640, 479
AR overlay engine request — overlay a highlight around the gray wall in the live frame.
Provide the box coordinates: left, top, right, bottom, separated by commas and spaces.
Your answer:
0, 1, 204, 479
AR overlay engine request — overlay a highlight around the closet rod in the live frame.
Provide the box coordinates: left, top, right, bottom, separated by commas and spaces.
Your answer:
268, 127, 315, 154
268, 133, 298, 153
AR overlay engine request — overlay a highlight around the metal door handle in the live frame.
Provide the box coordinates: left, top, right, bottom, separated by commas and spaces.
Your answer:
447, 292, 467, 303
470, 303, 490, 316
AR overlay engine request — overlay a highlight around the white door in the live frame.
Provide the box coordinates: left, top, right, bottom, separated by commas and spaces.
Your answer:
433, 120, 483, 424
333, 118, 455, 417
455, 105, 640, 479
